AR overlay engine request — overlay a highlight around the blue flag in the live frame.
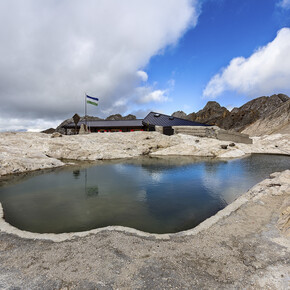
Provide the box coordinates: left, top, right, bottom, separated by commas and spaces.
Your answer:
86, 95, 99, 101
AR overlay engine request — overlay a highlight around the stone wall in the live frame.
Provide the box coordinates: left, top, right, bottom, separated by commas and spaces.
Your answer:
172, 126, 252, 144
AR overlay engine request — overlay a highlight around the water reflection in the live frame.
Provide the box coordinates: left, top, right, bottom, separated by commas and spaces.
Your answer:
73, 170, 80, 179
0, 155, 289, 234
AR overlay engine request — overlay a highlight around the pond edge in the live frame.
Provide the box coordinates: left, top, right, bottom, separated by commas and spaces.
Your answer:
0, 193, 249, 242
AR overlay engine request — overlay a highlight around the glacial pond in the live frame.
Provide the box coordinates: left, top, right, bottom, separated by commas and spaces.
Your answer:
0, 154, 289, 234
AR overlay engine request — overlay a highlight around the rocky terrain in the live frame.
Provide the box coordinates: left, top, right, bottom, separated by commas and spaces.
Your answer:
1, 97, 289, 288
172, 93, 289, 134
0, 168, 289, 289
0, 131, 289, 177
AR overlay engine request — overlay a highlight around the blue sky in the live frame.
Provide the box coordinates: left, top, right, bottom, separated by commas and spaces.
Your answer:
0, 0, 289, 131
138, 0, 290, 115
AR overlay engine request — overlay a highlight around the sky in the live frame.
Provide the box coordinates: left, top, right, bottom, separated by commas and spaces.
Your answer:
0, 0, 290, 131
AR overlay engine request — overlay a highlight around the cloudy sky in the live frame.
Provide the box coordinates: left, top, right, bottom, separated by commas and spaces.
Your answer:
0, 0, 290, 131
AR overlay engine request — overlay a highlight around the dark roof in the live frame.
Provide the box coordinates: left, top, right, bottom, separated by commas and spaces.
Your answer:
143, 112, 209, 127
64, 119, 143, 128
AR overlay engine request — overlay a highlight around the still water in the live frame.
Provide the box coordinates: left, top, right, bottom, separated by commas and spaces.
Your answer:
0, 154, 289, 234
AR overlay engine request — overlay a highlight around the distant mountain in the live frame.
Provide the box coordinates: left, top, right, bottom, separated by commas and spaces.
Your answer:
172, 94, 289, 134
105, 114, 136, 121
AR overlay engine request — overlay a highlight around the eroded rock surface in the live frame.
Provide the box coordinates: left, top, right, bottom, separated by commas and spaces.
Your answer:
0, 132, 289, 177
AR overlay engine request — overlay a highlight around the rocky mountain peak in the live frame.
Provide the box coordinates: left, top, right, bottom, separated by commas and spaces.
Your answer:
171, 111, 187, 119
106, 114, 136, 121
203, 101, 222, 110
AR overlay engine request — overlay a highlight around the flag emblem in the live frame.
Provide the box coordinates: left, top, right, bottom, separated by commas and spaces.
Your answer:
86, 95, 99, 106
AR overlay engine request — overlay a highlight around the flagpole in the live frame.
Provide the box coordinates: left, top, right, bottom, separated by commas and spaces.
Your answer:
84, 92, 87, 129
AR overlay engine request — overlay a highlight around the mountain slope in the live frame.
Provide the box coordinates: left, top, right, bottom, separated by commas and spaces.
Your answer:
172, 94, 289, 133
242, 99, 290, 136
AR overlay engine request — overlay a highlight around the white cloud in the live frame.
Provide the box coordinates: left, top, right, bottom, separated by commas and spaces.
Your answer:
135, 87, 169, 104
278, 0, 290, 9
0, 117, 62, 132
203, 28, 290, 99
143, 90, 169, 103
0, 0, 200, 130
137, 71, 148, 82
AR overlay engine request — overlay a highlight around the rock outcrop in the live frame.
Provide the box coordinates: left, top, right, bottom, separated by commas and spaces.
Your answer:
192, 101, 230, 126
41, 128, 56, 134
172, 111, 187, 119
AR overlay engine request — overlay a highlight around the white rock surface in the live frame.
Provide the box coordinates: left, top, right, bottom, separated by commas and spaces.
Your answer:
0, 131, 289, 177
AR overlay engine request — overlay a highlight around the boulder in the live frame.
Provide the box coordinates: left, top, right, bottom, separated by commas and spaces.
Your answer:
51, 132, 62, 138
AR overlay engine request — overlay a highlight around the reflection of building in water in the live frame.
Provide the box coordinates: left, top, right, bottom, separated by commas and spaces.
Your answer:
86, 186, 99, 197
84, 168, 99, 198
204, 160, 227, 174
73, 170, 80, 179
133, 160, 228, 231
73, 168, 99, 198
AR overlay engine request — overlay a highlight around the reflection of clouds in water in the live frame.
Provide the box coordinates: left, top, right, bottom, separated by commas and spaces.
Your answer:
137, 189, 147, 202
113, 163, 164, 183
150, 172, 163, 182
202, 172, 223, 192
220, 186, 245, 204
113, 164, 127, 173
201, 164, 243, 204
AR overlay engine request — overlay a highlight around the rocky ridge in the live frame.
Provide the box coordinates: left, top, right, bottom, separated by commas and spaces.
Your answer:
172, 94, 289, 134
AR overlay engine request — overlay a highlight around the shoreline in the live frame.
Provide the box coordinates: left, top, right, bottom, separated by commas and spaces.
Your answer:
0, 132, 289, 288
